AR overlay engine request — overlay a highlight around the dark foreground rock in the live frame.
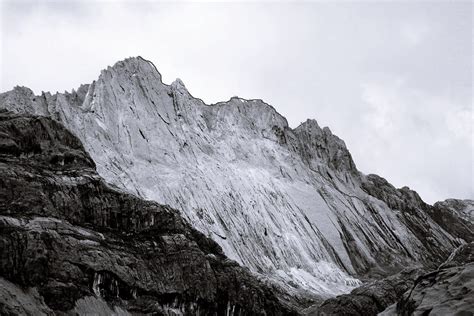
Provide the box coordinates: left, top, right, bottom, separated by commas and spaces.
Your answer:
389, 242, 474, 316
0, 110, 298, 315
314, 268, 426, 316
313, 243, 474, 316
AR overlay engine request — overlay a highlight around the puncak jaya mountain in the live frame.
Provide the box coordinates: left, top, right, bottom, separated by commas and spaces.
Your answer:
0, 56, 472, 315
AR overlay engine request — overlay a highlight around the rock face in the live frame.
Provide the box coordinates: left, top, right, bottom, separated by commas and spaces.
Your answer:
430, 199, 474, 242
315, 268, 427, 316
312, 243, 474, 316
0, 110, 297, 315
1, 56, 472, 298
382, 243, 474, 316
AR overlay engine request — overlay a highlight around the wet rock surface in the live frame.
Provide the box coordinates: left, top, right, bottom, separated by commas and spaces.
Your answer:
0, 110, 297, 315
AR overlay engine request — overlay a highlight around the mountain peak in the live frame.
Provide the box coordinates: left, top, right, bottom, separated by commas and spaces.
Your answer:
171, 78, 188, 94
0, 86, 46, 116
299, 118, 321, 129
101, 56, 163, 83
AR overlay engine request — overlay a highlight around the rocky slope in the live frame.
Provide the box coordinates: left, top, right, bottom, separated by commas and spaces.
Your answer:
315, 267, 427, 315
382, 242, 474, 315
0, 110, 297, 315
430, 199, 474, 242
312, 243, 474, 315
1, 56, 472, 299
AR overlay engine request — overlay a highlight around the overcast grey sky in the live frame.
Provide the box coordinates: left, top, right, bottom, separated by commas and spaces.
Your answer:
1, 0, 472, 204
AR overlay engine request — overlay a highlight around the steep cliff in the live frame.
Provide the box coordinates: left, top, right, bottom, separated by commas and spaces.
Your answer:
0, 110, 297, 315
1, 56, 471, 299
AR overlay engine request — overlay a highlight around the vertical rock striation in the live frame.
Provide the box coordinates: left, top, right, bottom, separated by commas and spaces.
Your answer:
0, 110, 298, 315
1, 56, 471, 299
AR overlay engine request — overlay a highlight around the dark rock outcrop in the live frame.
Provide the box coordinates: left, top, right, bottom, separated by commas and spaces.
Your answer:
0, 110, 297, 315
393, 242, 474, 316
314, 268, 426, 316
293, 119, 358, 176
312, 243, 474, 316
430, 199, 474, 242
361, 174, 468, 269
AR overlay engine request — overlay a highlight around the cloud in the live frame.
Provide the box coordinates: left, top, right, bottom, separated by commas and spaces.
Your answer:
356, 78, 472, 203
445, 107, 473, 141
400, 22, 430, 46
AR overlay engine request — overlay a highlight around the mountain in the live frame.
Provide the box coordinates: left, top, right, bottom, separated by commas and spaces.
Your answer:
1, 56, 472, 303
0, 110, 298, 315
315, 242, 473, 315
